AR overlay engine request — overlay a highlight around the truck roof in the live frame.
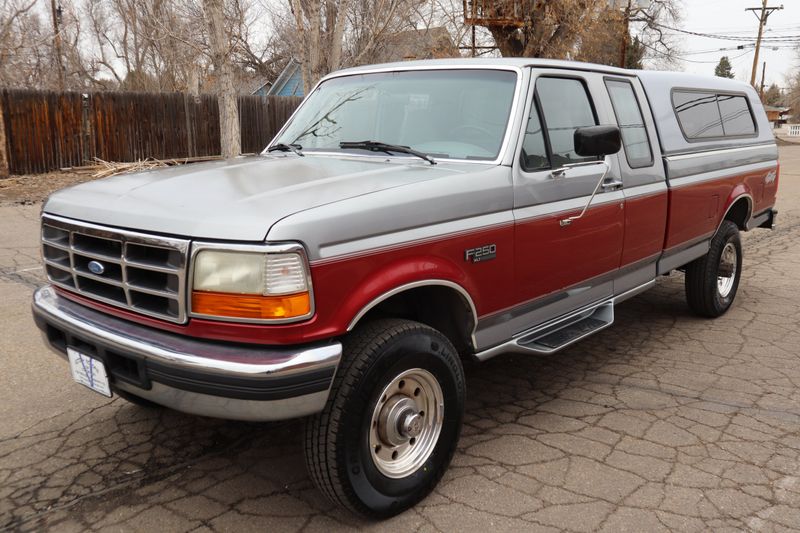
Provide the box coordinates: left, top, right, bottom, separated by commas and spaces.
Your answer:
333, 57, 634, 77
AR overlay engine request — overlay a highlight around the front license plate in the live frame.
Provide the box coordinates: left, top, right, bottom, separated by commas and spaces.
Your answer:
67, 348, 112, 397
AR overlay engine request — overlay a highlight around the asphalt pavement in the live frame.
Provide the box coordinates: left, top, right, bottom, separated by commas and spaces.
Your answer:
2, 148, 800, 532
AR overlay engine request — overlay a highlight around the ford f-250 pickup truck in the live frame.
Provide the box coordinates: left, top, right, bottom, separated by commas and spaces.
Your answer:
32, 58, 778, 518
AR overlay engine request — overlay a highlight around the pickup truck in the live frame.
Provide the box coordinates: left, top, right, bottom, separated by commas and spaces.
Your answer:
32, 58, 779, 518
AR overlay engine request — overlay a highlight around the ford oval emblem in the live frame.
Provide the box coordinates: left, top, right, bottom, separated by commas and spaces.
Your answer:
87, 260, 106, 275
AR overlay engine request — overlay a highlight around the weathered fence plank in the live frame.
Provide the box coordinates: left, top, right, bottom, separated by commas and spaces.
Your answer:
0, 90, 302, 175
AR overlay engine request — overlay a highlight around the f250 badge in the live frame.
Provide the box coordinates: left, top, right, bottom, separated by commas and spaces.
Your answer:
465, 244, 497, 263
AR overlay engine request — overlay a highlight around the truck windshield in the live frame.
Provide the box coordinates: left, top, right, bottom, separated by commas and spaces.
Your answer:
272, 69, 518, 162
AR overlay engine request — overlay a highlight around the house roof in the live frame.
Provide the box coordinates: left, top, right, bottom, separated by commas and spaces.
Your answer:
268, 59, 303, 96
369, 27, 458, 64
249, 78, 272, 95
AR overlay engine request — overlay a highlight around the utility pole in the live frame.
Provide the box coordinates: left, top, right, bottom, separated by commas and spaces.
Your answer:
759, 62, 766, 99
746, 1, 783, 88
618, 0, 632, 68
50, 0, 65, 90
471, 25, 476, 58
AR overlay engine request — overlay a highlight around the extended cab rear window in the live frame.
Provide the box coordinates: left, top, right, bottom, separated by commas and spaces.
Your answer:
672, 90, 756, 140
605, 79, 653, 168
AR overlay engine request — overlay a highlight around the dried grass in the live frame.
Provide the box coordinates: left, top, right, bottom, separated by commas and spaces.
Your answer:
88, 155, 223, 178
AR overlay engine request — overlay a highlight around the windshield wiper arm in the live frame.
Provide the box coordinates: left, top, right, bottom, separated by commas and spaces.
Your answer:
339, 140, 436, 165
267, 143, 304, 157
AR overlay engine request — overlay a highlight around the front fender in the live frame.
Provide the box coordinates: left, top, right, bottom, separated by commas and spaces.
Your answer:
320, 253, 478, 332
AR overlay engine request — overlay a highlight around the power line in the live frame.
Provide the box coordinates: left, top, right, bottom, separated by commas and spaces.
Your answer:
645, 20, 796, 42
639, 41, 753, 65
746, 1, 784, 87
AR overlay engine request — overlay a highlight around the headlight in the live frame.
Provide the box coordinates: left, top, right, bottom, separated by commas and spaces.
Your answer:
191, 246, 312, 322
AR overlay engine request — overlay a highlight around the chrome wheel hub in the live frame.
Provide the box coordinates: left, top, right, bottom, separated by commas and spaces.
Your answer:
717, 242, 738, 298
369, 368, 444, 479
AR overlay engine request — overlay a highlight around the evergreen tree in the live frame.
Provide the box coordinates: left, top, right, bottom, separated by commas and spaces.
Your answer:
763, 84, 783, 106
625, 37, 645, 70
714, 56, 735, 79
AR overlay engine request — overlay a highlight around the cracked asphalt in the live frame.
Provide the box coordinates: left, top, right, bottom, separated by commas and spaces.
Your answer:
2, 147, 800, 532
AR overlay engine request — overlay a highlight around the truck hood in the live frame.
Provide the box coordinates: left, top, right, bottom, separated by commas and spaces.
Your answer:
44, 155, 471, 241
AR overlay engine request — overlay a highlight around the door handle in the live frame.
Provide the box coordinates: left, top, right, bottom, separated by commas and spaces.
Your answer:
601, 178, 623, 191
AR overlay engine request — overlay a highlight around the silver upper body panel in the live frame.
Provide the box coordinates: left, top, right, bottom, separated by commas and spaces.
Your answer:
43, 59, 776, 262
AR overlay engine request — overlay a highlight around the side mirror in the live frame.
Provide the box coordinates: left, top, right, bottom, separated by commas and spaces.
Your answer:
574, 125, 621, 158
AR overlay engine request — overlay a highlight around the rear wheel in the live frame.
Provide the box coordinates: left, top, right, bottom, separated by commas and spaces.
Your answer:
685, 220, 743, 317
304, 319, 465, 518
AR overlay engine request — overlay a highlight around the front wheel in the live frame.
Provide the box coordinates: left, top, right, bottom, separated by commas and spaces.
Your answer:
685, 220, 743, 317
304, 319, 465, 518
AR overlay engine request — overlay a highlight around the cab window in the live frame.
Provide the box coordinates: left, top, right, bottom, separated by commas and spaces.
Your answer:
605, 79, 653, 168
536, 77, 598, 166
520, 99, 549, 171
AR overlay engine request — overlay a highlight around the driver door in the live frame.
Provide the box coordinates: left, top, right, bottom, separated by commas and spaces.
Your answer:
508, 72, 625, 335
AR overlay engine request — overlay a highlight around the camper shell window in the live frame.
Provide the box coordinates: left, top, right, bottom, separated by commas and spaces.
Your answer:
671, 89, 757, 141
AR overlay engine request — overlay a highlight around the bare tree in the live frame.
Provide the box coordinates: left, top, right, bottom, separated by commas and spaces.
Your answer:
203, 0, 241, 157
466, 0, 679, 66
83, 0, 204, 91
787, 71, 800, 123
0, 0, 41, 87
280, 0, 463, 91
345, 0, 418, 64
288, 0, 351, 94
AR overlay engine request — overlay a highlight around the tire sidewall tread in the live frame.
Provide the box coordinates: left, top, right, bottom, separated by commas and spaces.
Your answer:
685, 220, 743, 318
304, 318, 465, 519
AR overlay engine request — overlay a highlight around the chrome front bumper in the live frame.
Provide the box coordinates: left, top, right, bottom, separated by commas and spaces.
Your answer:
32, 285, 342, 422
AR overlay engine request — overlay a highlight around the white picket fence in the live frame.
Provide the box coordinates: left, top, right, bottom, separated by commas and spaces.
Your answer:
789, 124, 800, 137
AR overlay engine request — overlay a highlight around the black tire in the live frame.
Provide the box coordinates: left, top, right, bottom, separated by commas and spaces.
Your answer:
685, 220, 743, 318
304, 319, 465, 519
115, 388, 163, 409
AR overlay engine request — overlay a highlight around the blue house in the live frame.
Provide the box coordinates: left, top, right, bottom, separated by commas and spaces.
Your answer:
267, 59, 304, 97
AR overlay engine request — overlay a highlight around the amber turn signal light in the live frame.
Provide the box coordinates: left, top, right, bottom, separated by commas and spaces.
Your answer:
192, 290, 311, 320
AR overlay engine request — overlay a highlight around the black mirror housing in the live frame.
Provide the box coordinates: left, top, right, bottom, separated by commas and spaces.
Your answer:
574, 125, 622, 158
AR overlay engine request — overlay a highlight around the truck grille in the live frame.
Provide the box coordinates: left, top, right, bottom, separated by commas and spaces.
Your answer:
41, 215, 190, 324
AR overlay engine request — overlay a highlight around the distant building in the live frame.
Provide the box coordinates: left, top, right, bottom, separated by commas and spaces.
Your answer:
268, 59, 305, 97
764, 105, 790, 128
370, 27, 458, 64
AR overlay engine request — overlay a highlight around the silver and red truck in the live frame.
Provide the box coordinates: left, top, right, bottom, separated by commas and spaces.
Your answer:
32, 58, 778, 517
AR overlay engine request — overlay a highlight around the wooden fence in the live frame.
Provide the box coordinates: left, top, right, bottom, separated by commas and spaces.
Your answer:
0, 89, 302, 175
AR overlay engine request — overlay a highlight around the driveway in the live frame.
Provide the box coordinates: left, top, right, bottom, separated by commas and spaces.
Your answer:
2, 147, 799, 532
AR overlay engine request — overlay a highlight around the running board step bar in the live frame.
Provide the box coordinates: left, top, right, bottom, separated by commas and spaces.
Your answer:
519, 302, 613, 354
474, 301, 615, 361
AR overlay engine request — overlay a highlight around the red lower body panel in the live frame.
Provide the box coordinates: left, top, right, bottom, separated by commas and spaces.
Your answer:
665, 166, 777, 250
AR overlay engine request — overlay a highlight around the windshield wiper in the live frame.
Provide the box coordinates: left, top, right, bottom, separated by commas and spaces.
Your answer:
267, 143, 304, 157
339, 140, 436, 165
